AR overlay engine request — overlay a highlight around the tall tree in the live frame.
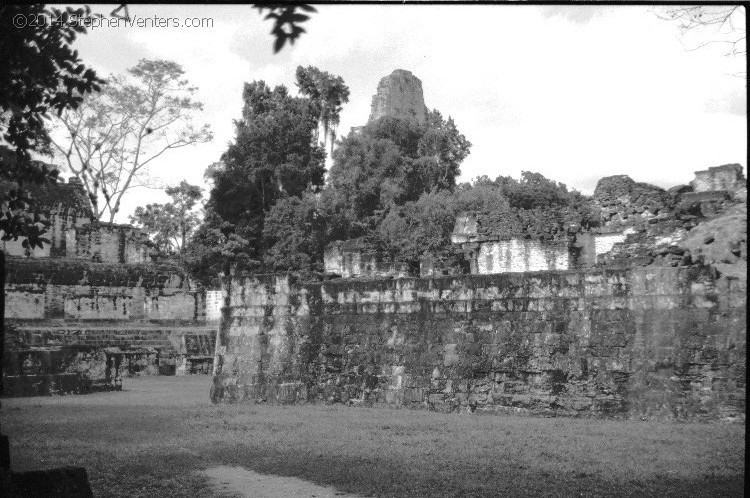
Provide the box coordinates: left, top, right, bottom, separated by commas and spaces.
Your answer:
51, 59, 212, 222
295, 66, 350, 155
327, 112, 471, 240
417, 110, 472, 191
192, 79, 325, 272
129, 181, 202, 255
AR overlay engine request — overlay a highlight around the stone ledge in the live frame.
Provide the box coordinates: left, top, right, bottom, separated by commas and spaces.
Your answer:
680, 191, 729, 203
7, 466, 93, 497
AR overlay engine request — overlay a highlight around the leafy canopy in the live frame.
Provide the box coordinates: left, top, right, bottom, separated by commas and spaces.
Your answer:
296, 66, 350, 153
377, 172, 596, 271
326, 111, 471, 240
52, 59, 212, 222
262, 191, 327, 273
186, 78, 326, 279
129, 181, 202, 255
256, 5, 317, 53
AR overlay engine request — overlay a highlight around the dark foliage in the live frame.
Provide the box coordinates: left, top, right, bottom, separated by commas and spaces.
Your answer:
183, 207, 257, 287
296, 65, 350, 153
1, 5, 102, 249
327, 112, 471, 242
377, 172, 597, 270
262, 191, 327, 272
256, 5, 317, 53
186, 78, 326, 280
1, 5, 103, 160
129, 181, 202, 255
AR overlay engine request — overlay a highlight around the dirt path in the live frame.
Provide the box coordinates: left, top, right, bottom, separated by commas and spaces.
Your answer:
200, 465, 365, 498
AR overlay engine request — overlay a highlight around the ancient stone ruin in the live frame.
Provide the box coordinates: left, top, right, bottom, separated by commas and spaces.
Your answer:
211, 165, 746, 422
324, 238, 410, 279
368, 69, 428, 125
691, 163, 745, 193
1, 64, 745, 422
1, 178, 219, 396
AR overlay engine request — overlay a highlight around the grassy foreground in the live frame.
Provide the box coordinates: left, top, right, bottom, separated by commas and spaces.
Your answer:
2, 376, 744, 497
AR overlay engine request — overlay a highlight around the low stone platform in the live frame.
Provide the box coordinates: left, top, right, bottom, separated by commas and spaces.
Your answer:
4, 466, 93, 497
2, 373, 90, 397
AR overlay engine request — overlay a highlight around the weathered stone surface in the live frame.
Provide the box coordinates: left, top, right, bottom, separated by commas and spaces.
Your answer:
2, 177, 216, 385
211, 268, 745, 422
0, 176, 92, 258
451, 207, 595, 274
691, 164, 746, 193
4, 258, 202, 320
678, 203, 747, 278
368, 69, 427, 124
450, 169, 745, 276
3, 256, 218, 387
475, 240, 569, 273
8, 466, 93, 497
0, 175, 151, 262
593, 175, 672, 230
588, 163, 746, 276
596, 185, 745, 268
324, 239, 410, 279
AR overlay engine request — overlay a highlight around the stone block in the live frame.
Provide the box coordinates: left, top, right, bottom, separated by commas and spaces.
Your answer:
9, 466, 93, 497
443, 344, 460, 367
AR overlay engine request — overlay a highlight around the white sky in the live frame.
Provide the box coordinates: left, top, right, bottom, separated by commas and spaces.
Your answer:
60, 4, 747, 222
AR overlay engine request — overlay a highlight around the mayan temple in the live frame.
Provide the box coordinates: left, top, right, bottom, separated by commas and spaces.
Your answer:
368, 69, 428, 124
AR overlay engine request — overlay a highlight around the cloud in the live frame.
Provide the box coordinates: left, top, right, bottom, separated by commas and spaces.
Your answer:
705, 88, 747, 116
67, 4, 746, 221
541, 6, 607, 24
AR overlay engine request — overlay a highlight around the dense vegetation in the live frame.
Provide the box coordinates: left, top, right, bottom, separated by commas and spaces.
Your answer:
184, 68, 594, 283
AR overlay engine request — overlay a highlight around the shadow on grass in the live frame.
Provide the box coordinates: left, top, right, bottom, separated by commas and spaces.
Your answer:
3, 377, 744, 497
201, 442, 743, 498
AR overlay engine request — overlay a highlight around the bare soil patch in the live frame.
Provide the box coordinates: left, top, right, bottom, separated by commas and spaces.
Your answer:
201, 465, 363, 497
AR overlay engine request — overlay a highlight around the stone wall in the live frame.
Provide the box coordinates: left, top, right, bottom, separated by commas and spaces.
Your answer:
451, 211, 593, 275
1, 176, 153, 264
4, 258, 200, 321
1, 208, 91, 259
324, 241, 410, 279
71, 222, 148, 264
454, 233, 624, 276
593, 232, 627, 257
3, 257, 216, 389
476, 240, 569, 274
691, 164, 745, 193
1, 177, 93, 259
1, 239, 51, 259
211, 268, 745, 421
205, 289, 224, 322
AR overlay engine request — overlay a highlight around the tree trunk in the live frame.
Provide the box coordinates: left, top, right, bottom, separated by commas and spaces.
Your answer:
1, 251, 5, 398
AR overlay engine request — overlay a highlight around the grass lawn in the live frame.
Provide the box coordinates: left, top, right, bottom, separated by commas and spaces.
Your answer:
2, 376, 745, 497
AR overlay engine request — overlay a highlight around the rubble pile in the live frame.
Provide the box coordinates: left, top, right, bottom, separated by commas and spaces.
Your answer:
595, 168, 747, 272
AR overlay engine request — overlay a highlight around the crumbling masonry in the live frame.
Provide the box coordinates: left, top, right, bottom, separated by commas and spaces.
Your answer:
2, 178, 218, 396
211, 165, 746, 421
